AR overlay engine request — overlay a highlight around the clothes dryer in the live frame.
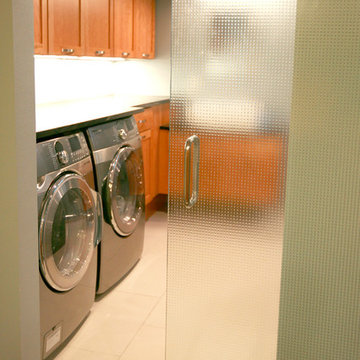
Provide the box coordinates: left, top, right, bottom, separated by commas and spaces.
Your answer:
86, 116, 145, 294
37, 133, 102, 359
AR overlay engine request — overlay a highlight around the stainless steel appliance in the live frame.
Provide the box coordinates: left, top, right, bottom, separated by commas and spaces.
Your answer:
37, 132, 102, 359
86, 116, 145, 294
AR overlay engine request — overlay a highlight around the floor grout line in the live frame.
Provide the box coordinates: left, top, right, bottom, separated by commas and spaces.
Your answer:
116, 294, 163, 359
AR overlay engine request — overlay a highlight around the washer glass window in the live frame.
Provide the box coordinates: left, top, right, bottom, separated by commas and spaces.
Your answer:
107, 146, 144, 236
39, 173, 96, 291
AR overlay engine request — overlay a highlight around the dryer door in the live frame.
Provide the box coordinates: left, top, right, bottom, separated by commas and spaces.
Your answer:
105, 146, 144, 236
39, 173, 98, 292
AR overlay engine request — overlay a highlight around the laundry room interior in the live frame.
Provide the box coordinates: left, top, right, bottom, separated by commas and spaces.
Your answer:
34, 0, 171, 359
3, 0, 360, 359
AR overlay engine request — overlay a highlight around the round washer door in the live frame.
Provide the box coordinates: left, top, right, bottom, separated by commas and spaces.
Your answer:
105, 146, 144, 236
39, 173, 97, 292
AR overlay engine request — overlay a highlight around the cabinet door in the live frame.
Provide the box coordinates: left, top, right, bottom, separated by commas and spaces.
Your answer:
134, 107, 153, 132
152, 103, 169, 196
113, 0, 133, 58
159, 101, 170, 126
158, 129, 169, 194
48, 0, 85, 56
133, 0, 155, 59
34, 0, 48, 54
84, 0, 113, 57
140, 129, 152, 205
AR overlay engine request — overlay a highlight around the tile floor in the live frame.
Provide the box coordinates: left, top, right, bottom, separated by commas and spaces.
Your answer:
53, 211, 168, 360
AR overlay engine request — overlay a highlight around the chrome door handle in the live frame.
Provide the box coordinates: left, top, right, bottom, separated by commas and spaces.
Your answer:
142, 53, 150, 58
62, 48, 74, 55
95, 50, 105, 56
122, 52, 130, 57
184, 135, 200, 208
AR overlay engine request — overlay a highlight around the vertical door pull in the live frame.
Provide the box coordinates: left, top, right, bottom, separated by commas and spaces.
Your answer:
184, 135, 200, 208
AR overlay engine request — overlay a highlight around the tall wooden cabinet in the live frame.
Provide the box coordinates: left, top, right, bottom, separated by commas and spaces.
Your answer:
47, 0, 85, 56
34, 0, 48, 54
84, 0, 114, 57
133, 0, 155, 59
114, 0, 155, 59
113, 0, 133, 58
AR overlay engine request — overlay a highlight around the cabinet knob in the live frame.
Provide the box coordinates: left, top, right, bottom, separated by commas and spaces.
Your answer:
62, 48, 74, 55
95, 50, 105, 56
138, 119, 146, 124
142, 53, 150, 58
122, 52, 130, 57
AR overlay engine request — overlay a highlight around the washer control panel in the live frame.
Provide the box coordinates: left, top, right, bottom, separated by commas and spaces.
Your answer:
37, 132, 90, 177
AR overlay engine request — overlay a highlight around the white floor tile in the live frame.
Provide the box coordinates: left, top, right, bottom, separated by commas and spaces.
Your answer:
68, 311, 144, 356
145, 294, 166, 328
142, 212, 168, 258
93, 290, 159, 322
117, 252, 167, 297
55, 347, 120, 360
119, 325, 166, 360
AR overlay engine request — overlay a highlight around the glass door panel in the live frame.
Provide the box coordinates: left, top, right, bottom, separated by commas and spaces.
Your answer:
167, 0, 297, 359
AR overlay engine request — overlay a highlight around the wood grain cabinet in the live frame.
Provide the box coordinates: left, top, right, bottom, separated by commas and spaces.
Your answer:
34, 0, 48, 54
84, 0, 114, 57
133, 0, 155, 59
34, 0, 155, 58
47, 0, 85, 56
158, 128, 169, 194
156, 102, 170, 194
134, 102, 169, 218
114, 0, 155, 59
113, 0, 133, 58
134, 102, 169, 209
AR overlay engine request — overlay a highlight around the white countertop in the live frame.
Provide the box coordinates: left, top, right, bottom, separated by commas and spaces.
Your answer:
36, 95, 169, 136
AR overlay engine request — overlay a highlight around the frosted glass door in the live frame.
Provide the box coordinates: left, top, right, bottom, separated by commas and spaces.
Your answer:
167, 1, 296, 359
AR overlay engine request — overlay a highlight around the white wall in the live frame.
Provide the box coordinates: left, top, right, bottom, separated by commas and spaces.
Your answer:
35, 57, 118, 104
113, 0, 171, 96
34, 0, 171, 105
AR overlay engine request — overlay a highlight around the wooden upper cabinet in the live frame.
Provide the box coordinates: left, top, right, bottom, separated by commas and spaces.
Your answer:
36, 0, 155, 58
114, 0, 133, 58
34, 0, 48, 54
84, 0, 113, 57
48, 0, 85, 56
133, 0, 155, 59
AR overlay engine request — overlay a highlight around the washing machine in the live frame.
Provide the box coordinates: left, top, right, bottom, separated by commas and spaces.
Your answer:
86, 116, 145, 294
37, 132, 102, 359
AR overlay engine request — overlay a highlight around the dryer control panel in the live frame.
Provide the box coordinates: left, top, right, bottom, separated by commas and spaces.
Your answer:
37, 133, 90, 177
86, 116, 139, 151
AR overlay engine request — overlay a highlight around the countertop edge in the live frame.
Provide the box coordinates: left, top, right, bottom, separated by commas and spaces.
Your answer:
133, 98, 170, 108
36, 107, 144, 141
36, 97, 170, 141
